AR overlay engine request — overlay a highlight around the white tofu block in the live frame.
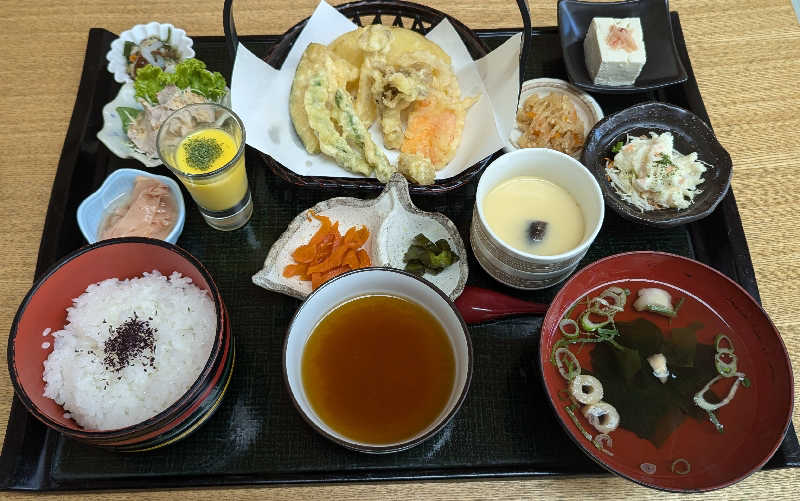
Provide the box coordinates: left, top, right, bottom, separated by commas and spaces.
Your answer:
583, 17, 646, 86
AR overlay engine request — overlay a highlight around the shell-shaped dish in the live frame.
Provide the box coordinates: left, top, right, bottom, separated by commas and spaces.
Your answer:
506, 78, 603, 159
253, 174, 468, 300
76, 168, 186, 245
98, 83, 162, 167
106, 22, 195, 84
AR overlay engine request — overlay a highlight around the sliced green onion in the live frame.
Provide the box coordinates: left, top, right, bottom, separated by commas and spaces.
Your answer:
673, 297, 686, 316
557, 388, 572, 402
596, 326, 618, 339
565, 404, 593, 441
580, 310, 611, 332
642, 303, 677, 318
554, 347, 580, 381
589, 296, 624, 316
671, 458, 691, 475
599, 286, 629, 310
559, 318, 580, 338
714, 333, 735, 354
742, 377, 751, 388
596, 327, 624, 350
593, 433, 614, 456
694, 372, 748, 411
707, 410, 724, 433
714, 351, 738, 377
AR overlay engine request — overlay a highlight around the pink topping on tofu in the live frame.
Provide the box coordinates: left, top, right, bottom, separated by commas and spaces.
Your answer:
606, 25, 638, 53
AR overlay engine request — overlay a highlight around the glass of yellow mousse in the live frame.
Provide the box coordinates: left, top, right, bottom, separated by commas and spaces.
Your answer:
157, 103, 252, 231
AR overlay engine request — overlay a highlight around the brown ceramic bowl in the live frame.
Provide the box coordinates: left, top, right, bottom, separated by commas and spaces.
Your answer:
581, 101, 732, 228
7, 237, 234, 451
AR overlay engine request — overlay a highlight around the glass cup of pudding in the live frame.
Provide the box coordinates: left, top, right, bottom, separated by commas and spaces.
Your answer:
157, 103, 252, 231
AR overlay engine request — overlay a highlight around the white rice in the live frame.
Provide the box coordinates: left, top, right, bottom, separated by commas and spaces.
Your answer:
42, 270, 216, 431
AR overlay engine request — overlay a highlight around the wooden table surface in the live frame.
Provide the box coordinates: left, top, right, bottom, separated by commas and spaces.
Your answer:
1, 0, 798, 498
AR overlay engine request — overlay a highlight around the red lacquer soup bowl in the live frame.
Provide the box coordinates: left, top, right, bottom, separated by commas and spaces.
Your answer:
8, 237, 234, 451
539, 251, 793, 492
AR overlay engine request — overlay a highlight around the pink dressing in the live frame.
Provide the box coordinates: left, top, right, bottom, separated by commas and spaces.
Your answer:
99, 176, 177, 240
606, 25, 638, 53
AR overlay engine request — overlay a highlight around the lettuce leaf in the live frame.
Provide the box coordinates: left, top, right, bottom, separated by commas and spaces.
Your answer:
133, 65, 168, 104
133, 58, 227, 104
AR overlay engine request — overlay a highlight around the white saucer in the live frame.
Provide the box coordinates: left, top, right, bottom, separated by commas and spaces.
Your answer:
506, 78, 604, 158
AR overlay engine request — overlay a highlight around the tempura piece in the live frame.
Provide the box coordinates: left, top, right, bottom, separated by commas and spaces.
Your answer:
401, 95, 478, 168
304, 75, 371, 176
397, 152, 435, 185
290, 43, 358, 154
331, 88, 395, 182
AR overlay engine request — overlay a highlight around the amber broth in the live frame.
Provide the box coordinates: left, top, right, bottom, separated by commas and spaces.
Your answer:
302, 294, 455, 444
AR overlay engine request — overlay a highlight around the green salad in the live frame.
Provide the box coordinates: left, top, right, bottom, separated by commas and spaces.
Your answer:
133, 58, 227, 104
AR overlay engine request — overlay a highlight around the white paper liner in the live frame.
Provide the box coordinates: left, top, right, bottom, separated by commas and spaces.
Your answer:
231, 0, 521, 181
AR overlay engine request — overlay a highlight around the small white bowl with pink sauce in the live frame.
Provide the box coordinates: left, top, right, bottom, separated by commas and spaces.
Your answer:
77, 168, 185, 245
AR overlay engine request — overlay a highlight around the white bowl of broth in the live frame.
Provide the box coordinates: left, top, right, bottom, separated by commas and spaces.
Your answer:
471, 148, 604, 289
283, 267, 472, 453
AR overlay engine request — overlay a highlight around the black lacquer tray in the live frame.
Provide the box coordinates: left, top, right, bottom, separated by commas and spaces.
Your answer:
1, 18, 798, 492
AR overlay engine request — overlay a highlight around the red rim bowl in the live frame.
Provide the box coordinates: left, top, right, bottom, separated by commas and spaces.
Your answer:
539, 251, 793, 492
7, 237, 234, 451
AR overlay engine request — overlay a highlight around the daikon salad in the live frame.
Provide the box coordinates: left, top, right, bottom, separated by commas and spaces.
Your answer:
606, 132, 707, 211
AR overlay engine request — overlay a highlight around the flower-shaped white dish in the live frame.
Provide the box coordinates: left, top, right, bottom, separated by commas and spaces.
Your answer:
76, 168, 185, 244
253, 174, 468, 300
506, 78, 604, 158
98, 82, 162, 167
106, 22, 195, 84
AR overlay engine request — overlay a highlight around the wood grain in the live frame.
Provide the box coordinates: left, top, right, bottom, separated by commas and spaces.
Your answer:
0, 0, 798, 498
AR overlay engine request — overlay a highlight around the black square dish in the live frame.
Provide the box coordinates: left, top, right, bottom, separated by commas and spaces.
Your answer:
558, 0, 688, 93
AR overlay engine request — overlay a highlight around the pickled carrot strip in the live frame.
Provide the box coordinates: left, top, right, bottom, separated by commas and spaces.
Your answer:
344, 226, 369, 248
283, 263, 308, 278
284, 211, 371, 288
307, 243, 350, 274
292, 212, 335, 263
356, 249, 371, 267
314, 265, 352, 289
343, 249, 360, 269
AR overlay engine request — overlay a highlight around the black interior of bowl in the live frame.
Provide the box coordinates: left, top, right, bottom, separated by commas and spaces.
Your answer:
581, 101, 732, 228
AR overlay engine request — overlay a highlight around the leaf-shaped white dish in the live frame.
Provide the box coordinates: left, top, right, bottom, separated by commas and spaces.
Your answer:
97, 83, 232, 168
252, 174, 468, 300
97, 82, 163, 167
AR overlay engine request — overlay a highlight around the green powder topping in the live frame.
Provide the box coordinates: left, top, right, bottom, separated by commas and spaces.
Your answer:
183, 137, 223, 171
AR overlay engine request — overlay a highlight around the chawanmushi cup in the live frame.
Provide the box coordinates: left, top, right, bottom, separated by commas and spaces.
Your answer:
470, 148, 605, 290
7, 237, 234, 451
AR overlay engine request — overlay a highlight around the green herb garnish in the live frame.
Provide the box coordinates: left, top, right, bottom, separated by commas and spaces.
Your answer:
611, 141, 624, 154
183, 137, 224, 171
403, 233, 459, 277
117, 107, 141, 134
123, 40, 136, 59
654, 153, 675, 168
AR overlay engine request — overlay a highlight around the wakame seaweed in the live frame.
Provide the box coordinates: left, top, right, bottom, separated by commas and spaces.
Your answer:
587, 318, 718, 448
